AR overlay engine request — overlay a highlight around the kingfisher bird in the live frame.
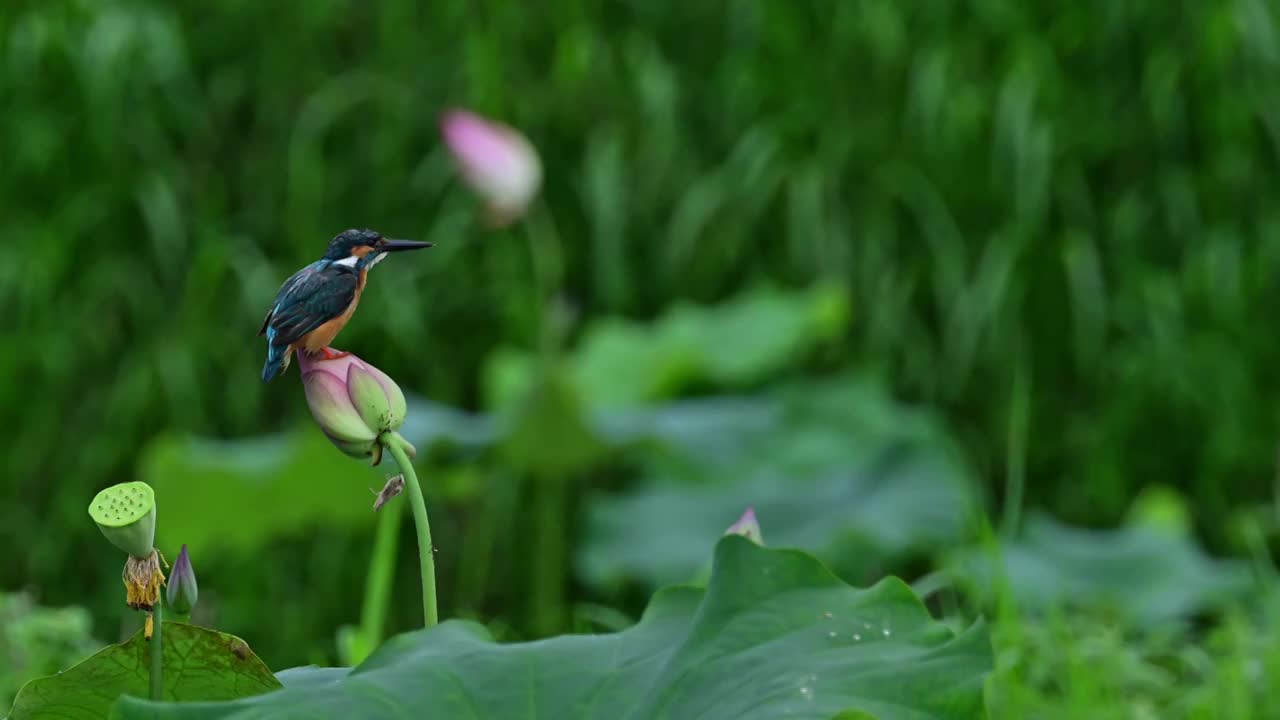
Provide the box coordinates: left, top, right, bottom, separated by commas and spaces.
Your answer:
259, 228, 432, 382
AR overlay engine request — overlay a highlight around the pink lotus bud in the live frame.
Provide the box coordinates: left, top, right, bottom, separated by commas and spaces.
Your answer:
167, 544, 198, 614
297, 352, 407, 463
440, 108, 542, 227
724, 507, 764, 545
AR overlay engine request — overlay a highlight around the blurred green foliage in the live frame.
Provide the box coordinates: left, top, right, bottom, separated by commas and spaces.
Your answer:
946, 511, 1251, 626
987, 602, 1280, 719
0, 593, 100, 710
7, 0, 1280, 716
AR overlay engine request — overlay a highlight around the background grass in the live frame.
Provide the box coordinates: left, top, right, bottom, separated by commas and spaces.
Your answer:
5, 1, 1280, 717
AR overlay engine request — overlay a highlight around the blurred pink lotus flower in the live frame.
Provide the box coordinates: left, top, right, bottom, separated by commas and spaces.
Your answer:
297, 351, 410, 465
440, 108, 542, 227
724, 506, 764, 545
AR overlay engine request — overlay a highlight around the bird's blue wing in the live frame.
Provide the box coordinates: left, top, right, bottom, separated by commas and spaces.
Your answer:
261, 262, 359, 347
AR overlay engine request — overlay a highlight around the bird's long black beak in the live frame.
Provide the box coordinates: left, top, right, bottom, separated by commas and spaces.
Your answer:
381, 239, 434, 252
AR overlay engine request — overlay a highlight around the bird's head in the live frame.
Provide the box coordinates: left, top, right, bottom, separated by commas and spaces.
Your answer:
324, 228, 433, 268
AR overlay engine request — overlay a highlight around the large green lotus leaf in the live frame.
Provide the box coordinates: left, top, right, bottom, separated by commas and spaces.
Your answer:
580, 376, 979, 588
143, 398, 490, 555
573, 283, 850, 408
945, 513, 1251, 624
591, 394, 780, 464
657, 282, 850, 387
398, 395, 496, 448
271, 667, 349, 689
485, 283, 851, 411
580, 455, 976, 590
111, 538, 992, 720
7, 623, 278, 719
141, 430, 376, 556
604, 375, 967, 480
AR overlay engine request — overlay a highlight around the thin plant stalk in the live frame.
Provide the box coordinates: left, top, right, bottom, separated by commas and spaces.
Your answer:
524, 201, 565, 357
355, 500, 403, 660
384, 434, 438, 626
529, 477, 566, 636
149, 602, 163, 700
455, 475, 501, 611
1001, 354, 1030, 539
523, 203, 570, 637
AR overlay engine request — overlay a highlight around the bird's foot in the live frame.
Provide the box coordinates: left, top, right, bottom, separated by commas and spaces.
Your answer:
321, 347, 351, 360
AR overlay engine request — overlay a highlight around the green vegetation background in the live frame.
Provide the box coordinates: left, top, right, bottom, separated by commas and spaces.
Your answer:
5, 0, 1280, 715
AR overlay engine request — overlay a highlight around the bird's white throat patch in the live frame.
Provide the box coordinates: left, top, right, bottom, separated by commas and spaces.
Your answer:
334, 252, 386, 269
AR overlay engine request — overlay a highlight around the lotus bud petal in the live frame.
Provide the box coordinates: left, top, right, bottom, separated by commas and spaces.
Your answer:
316, 430, 377, 461
297, 351, 407, 463
89, 482, 157, 558
724, 506, 764, 545
167, 544, 198, 614
301, 358, 378, 445
440, 108, 542, 227
347, 362, 406, 434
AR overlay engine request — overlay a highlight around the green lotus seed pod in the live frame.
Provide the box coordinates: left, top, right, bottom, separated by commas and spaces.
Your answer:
88, 482, 156, 558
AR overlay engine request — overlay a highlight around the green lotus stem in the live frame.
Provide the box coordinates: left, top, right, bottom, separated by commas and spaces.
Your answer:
150, 603, 163, 700
1001, 356, 1030, 539
385, 433, 437, 626
529, 478, 566, 636
358, 498, 403, 656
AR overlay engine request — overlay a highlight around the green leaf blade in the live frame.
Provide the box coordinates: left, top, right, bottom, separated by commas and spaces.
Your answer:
112, 540, 991, 720
945, 512, 1251, 625
8, 623, 279, 719
626, 541, 990, 720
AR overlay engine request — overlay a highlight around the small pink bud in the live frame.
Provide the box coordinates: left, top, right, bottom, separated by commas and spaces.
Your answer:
724, 507, 764, 545
440, 108, 542, 227
297, 352, 407, 463
167, 544, 198, 614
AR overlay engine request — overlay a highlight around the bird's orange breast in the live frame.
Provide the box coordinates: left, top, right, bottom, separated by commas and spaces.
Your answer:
297, 269, 367, 353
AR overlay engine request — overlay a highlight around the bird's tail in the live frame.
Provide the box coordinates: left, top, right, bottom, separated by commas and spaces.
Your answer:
262, 343, 292, 383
